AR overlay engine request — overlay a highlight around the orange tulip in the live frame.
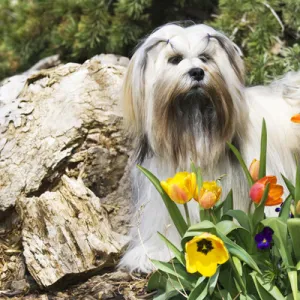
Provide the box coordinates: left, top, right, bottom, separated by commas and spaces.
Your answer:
249, 159, 260, 181
194, 181, 222, 209
249, 176, 283, 206
291, 114, 300, 123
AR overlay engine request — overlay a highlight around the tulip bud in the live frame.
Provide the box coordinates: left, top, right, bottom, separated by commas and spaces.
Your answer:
249, 159, 260, 181
291, 113, 300, 123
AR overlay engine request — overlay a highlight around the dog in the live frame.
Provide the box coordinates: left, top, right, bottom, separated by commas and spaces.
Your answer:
119, 23, 300, 273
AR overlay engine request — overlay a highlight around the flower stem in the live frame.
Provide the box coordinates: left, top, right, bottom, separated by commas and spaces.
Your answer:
184, 203, 191, 227
209, 209, 218, 224
247, 200, 253, 215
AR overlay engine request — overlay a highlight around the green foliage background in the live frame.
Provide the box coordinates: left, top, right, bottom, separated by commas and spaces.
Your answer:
0, 0, 299, 84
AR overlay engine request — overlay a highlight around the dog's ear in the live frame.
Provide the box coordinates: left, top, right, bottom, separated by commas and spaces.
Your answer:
232, 42, 243, 58
210, 34, 245, 84
122, 47, 146, 137
122, 37, 168, 137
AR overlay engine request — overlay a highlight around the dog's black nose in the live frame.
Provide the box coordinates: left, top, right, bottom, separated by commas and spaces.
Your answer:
188, 68, 205, 81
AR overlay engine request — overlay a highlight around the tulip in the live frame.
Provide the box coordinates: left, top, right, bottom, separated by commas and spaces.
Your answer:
160, 172, 196, 204
185, 233, 229, 277
249, 176, 283, 206
291, 113, 300, 123
249, 159, 260, 181
194, 181, 222, 209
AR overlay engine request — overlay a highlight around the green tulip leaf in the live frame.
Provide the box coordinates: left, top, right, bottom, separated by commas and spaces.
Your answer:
287, 218, 300, 262
217, 231, 261, 274
232, 256, 243, 277
222, 210, 251, 232
185, 220, 216, 232
220, 190, 234, 221
191, 161, 203, 193
295, 161, 300, 218
151, 260, 198, 290
148, 271, 186, 300
250, 272, 284, 300
281, 173, 295, 198
208, 267, 220, 295
261, 218, 297, 298
258, 119, 267, 179
279, 194, 293, 222
216, 220, 245, 236
287, 270, 298, 300
261, 218, 293, 267
252, 183, 270, 230
137, 165, 188, 237
227, 142, 254, 187
286, 292, 300, 300
157, 232, 185, 266
188, 276, 208, 300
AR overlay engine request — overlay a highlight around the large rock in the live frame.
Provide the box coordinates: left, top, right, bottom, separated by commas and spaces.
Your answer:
0, 55, 133, 291
0, 57, 127, 211
17, 175, 127, 289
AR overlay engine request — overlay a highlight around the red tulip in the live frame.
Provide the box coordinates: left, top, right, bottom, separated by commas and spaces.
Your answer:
249, 176, 283, 206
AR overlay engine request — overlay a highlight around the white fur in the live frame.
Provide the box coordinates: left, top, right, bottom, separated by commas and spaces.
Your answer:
119, 24, 300, 273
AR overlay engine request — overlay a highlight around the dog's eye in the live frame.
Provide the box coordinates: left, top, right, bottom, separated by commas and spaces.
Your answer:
199, 55, 210, 63
168, 55, 183, 65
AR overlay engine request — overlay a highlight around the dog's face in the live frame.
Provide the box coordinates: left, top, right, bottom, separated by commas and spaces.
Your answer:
123, 24, 247, 168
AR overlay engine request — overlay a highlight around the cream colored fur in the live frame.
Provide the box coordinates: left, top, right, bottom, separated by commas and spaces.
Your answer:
119, 23, 300, 273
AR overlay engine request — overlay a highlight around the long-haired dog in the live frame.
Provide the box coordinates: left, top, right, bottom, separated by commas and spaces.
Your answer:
119, 23, 300, 273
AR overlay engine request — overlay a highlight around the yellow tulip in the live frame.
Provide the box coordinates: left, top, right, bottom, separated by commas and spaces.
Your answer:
185, 233, 229, 277
194, 181, 222, 209
160, 172, 197, 204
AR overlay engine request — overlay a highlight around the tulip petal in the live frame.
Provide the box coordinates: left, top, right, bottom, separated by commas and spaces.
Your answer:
266, 197, 283, 206
291, 114, 300, 123
249, 159, 260, 181
199, 191, 217, 209
260, 176, 277, 185
170, 184, 189, 204
160, 181, 169, 195
196, 261, 218, 277
185, 172, 197, 195
268, 184, 283, 197
249, 182, 264, 204
265, 184, 283, 206
249, 176, 284, 206
185, 233, 229, 277
194, 181, 222, 209
160, 172, 196, 204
